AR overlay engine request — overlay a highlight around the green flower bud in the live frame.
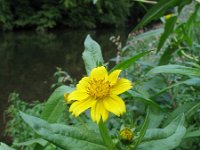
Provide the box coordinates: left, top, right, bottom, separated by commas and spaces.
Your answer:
119, 127, 134, 144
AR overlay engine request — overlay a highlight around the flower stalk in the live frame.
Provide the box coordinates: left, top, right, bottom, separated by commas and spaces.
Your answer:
98, 119, 116, 150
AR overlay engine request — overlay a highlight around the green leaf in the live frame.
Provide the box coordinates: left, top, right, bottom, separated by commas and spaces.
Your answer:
20, 112, 107, 150
137, 114, 186, 150
14, 138, 48, 147
110, 51, 152, 72
0, 142, 15, 150
163, 101, 199, 126
184, 129, 200, 138
183, 78, 200, 86
41, 85, 74, 123
186, 62, 200, 69
158, 44, 178, 65
157, 16, 177, 52
82, 35, 104, 75
148, 110, 164, 129
133, 0, 182, 31
148, 65, 200, 77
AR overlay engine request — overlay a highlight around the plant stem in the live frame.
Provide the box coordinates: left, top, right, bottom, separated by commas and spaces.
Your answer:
98, 119, 116, 150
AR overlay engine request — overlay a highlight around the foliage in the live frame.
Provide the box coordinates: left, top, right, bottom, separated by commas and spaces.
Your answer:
4, 93, 44, 148
20, 112, 107, 150
3, 1, 200, 150
51, 67, 73, 89
0, 0, 145, 31
41, 85, 74, 123
82, 35, 104, 75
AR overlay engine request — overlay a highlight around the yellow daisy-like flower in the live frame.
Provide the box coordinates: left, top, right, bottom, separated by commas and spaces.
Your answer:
65, 66, 132, 123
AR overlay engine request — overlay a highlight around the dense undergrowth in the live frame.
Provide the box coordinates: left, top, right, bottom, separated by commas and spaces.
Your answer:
1, 0, 200, 150
0, 0, 148, 31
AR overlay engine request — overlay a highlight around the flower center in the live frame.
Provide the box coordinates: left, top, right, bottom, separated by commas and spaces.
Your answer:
87, 78, 110, 99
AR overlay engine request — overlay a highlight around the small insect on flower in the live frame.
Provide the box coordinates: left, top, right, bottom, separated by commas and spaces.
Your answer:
64, 66, 132, 123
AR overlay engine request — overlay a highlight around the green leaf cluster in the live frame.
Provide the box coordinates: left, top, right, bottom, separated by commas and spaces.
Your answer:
0, 0, 140, 31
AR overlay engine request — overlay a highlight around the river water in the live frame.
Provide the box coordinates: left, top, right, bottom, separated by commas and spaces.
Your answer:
0, 28, 129, 142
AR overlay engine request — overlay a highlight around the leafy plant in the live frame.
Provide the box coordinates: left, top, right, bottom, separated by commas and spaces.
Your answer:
0, 0, 147, 31
8, 34, 198, 150
4, 92, 44, 148
3, 2, 200, 149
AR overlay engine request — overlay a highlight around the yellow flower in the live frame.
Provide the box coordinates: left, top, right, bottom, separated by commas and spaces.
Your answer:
65, 66, 132, 123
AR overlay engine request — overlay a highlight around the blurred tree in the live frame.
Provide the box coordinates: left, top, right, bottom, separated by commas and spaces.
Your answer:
0, 0, 147, 31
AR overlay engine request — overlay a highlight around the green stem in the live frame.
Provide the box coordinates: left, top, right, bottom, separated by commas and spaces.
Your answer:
98, 119, 116, 150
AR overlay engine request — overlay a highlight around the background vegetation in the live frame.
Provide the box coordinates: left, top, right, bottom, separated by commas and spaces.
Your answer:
0, 0, 148, 31
1, 0, 200, 150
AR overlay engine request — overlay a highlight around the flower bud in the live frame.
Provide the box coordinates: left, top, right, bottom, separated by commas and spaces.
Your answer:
119, 127, 133, 144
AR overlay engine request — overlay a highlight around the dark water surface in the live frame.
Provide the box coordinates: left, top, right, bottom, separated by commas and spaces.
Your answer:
0, 28, 129, 142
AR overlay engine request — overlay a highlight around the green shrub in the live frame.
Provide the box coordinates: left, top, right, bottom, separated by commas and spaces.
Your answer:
0, 0, 144, 31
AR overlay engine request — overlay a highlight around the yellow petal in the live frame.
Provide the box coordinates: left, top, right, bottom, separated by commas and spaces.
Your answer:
67, 90, 89, 102
77, 77, 89, 92
91, 100, 109, 123
103, 95, 126, 116
108, 69, 121, 85
90, 66, 108, 80
69, 97, 96, 117
111, 78, 132, 95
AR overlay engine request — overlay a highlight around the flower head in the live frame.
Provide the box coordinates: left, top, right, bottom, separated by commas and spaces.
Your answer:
65, 66, 132, 123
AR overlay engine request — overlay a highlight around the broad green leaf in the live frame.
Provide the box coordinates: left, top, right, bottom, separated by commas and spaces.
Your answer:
133, 107, 150, 149
157, 16, 177, 52
148, 65, 200, 77
143, 114, 184, 141
20, 112, 107, 150
110, 51, 152, 72
41, 85, 74, 123
184, 129, 200, 138
82, 35, 104, 75
183, 78, 200, 86
133, 0, 182, 31
163, 101, 199, 126
0, 142, 15, 150
148, 110, 164, 129
137, 114, 186, 150
14, 138, 48, 147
